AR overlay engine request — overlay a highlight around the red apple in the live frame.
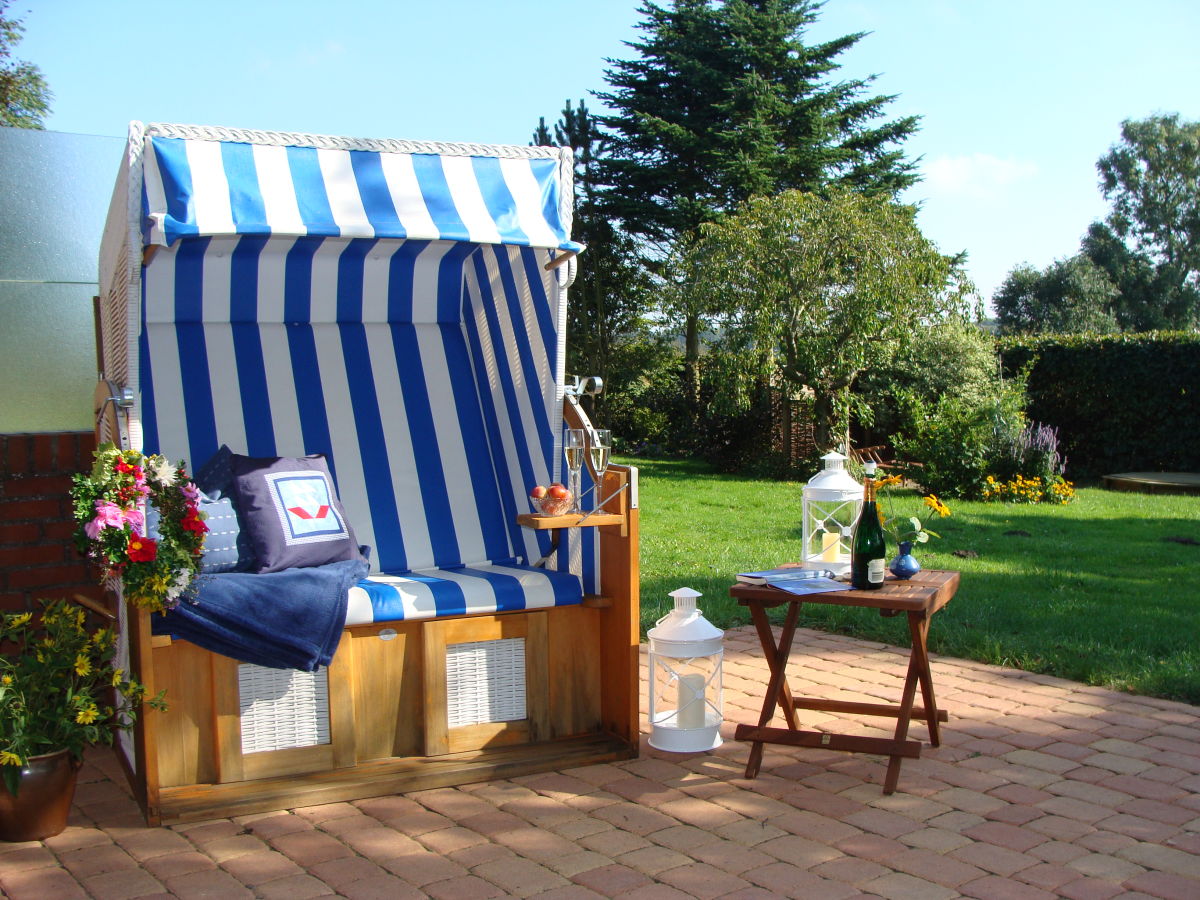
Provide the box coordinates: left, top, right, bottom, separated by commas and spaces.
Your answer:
547, 483, 569, 500
529, 485, 548, 499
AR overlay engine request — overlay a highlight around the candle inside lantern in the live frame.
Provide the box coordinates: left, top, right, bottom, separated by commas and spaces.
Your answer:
820, 530, 841, 562
676, 674, 706, 729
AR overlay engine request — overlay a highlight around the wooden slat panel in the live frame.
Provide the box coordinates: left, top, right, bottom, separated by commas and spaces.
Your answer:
598, 465, 641, 743
347, 623, 423, 760
211, 654, 244, 784
446, 721, 531, 753
422, 621, 450, 756
327, 635, 358, 769
547, 607, 601, 738
152, 640, 217, 788
241, 744, 335, 781
525, 612, 549, 743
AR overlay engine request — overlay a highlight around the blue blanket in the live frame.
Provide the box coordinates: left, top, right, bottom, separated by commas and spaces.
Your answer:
151, 559, 369, 671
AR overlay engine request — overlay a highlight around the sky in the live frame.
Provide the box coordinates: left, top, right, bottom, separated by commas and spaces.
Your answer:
16, 0, 1200, 307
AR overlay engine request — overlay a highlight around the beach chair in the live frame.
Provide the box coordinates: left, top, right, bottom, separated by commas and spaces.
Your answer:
94, 122, 640, 824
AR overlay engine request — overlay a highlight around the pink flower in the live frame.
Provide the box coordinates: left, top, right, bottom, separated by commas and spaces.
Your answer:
181, 482, 200, 503
85, 500, 125, 539
123, 507, 145, 533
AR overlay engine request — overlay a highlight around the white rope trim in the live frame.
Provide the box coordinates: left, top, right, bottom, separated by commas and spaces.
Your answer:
143, 122, 563, 160
125, 121, 145, 452
558, 146, 575, 239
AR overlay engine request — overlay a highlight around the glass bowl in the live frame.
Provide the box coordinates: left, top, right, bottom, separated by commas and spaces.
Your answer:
530, 492, 573, 516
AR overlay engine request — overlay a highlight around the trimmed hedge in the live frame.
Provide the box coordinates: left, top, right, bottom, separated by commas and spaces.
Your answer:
999, 332, 1200, 479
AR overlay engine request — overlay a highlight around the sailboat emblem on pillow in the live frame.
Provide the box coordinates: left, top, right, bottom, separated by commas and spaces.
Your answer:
266, 472, 348, 545
287, 504, 331, 520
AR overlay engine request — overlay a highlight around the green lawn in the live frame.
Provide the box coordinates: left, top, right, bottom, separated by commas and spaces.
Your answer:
626, 456, 1200, 705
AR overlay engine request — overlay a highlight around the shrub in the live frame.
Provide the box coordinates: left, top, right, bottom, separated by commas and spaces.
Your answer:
991, 420, 1067, 484
892, 378, 1027, 499
999, 332, 1200, 477
854, 318, 1003, 446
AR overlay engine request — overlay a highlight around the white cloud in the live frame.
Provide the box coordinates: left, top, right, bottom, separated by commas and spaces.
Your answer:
921, 153, 1039, 201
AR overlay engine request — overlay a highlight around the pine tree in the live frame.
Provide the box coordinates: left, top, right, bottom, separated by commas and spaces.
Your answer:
596, 0, 919, 240
595, 0, 920, 401
534, 100, 655, 425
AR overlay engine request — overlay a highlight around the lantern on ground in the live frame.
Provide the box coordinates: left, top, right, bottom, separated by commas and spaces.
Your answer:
647, 588, 724, 753
801, 451, 862, 576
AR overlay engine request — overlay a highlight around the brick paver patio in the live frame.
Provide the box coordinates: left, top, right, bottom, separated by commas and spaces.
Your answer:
2, 625, 1198, 899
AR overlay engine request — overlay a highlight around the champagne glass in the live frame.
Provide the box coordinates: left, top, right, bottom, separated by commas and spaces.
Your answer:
590, 429, 612, 510
564, 429, 585, 514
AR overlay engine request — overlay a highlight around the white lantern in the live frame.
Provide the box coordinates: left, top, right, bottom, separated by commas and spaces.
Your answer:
647, 588, 724, 753
801, 451, 863, 576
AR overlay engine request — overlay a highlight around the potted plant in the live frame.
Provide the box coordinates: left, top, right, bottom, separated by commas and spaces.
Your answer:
0, 597, 165, 841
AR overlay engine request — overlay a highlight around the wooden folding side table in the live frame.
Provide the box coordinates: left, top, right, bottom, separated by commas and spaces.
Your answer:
730, 569, 959, 794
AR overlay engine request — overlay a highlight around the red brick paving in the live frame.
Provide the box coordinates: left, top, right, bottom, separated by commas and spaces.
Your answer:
2, 626, 1199, 898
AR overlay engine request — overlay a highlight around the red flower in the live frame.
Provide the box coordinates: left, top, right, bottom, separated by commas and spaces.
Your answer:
127, 536, 158, 562
181, 510, 208, 534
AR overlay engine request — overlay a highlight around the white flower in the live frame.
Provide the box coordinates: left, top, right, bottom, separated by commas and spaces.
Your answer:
148, 456, 177, 487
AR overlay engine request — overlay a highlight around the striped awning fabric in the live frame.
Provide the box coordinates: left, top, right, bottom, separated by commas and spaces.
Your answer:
140, 126, 582, 253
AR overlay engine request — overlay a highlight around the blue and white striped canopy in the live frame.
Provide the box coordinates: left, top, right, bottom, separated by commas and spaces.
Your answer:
141, 132, 582, 253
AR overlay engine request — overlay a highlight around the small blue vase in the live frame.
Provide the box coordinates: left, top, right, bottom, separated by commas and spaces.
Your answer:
889, 540, 921, 580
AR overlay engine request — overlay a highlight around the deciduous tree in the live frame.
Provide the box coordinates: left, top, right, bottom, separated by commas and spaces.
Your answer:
0, 1, 51, 129
679, 188, 965, 451
993, 255, 1119, 336
1091, 114, 1200, 328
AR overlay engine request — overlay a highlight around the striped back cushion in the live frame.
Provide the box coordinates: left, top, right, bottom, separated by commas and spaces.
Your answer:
137, 235, 564, 575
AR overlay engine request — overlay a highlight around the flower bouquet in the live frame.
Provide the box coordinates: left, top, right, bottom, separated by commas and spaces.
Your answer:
71, 444, 208, 613
876, 473, 951, 546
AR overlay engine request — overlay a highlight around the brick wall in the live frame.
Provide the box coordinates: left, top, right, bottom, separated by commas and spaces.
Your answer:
0, 432, 103, 613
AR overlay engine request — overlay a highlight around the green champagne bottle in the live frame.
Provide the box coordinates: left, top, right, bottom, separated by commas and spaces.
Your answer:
850, 462, 887, 590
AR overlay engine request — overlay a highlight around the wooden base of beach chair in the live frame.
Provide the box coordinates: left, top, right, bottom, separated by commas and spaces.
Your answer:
118, 505, 639, 826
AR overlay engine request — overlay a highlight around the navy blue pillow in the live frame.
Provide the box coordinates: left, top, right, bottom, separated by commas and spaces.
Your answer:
231, 454, 366, 574
195, 444, 235, 499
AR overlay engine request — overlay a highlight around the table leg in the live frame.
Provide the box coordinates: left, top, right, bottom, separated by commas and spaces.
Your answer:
745, 601, 801, 779
882, 612, 928, 794
750, 603, 799, 730
908, 614, 941, 747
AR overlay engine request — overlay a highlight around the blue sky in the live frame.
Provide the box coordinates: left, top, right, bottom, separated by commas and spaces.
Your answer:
19, 0, 1200, 306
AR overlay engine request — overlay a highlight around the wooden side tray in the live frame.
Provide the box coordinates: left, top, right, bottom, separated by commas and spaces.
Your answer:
516, 512, 624, 529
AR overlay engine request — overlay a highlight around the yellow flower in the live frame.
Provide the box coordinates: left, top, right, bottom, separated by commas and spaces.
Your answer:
923, 495, 951, 517
1, 675, 11, 686
75, 654, 92, 677
9, 612, 31, 627
0, 751, 22, 766
75, 704, 100, 725
111, 668, 125, 687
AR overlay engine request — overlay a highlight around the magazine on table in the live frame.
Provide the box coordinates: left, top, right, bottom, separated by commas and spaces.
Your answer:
736, 566, 846, 596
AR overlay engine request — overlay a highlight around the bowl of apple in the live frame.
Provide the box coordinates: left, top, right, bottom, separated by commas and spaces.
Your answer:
529, 483, 573, 516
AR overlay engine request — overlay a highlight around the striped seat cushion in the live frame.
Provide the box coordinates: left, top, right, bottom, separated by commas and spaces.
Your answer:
344, 563, 583, 624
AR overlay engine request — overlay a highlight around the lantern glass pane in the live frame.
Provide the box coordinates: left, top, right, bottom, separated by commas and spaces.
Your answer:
650, 654, 723, 730
803, 498, 858, 563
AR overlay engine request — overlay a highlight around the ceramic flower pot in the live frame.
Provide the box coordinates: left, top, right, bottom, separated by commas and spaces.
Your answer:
0, 749, 81, 842
889, 540, 921, 581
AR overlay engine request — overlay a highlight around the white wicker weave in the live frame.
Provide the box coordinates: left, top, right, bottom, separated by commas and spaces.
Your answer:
445, 638, 527, 728
237, 664, 331, 754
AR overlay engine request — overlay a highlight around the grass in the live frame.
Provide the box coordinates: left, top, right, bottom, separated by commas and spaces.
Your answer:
625, 456, 1200, 705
